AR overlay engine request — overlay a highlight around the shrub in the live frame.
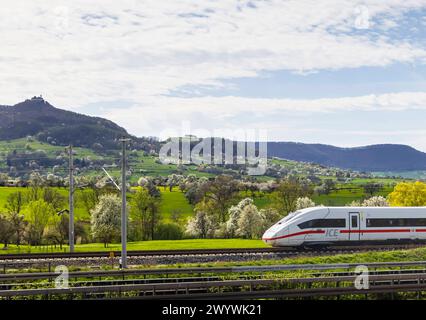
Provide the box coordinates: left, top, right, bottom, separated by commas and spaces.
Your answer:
155, 223, 184, 240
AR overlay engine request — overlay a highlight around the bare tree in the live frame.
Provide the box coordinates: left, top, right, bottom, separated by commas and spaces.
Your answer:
363, 182, 383, 197
202, 175, 239, 222
272, 178, 312, 215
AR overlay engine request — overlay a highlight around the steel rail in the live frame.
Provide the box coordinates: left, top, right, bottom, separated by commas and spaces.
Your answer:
0, 248, 293, 260
2, 272, 426, 298
0, 243, 423, 261
2, 268, 426, 291
2, 260, 426, 282
126, 283, 426, 300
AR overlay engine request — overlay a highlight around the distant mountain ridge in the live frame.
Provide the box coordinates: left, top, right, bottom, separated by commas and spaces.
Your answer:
1, 97, 426, 172
0, 96, 137, 150
267, 142, 426, 171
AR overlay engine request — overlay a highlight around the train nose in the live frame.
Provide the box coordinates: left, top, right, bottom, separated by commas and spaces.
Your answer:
262, 225, 289, 246
262, 229, 279, 245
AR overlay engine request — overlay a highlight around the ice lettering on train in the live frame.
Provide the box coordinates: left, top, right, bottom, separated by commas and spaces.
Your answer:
325, 229, 338, 237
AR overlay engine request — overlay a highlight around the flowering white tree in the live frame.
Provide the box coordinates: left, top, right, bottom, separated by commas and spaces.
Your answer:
362, 196, 389, 207
46, 173, 61, 186
91, 194, 121, 247
137, 177, 149, 187
347, 196, 389, 207
236, 204, 264, 239
225, 198, 254, 237
348, 200, 362, 206
185, 211, 217, 238
295, 197, 316, 210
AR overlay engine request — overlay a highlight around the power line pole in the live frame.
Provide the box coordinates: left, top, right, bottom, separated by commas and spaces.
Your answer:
120, 137, 130, 268
68, 145, 75, 253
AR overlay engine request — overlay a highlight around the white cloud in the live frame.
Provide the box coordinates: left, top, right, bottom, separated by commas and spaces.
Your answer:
102, 93, 426, 151
101, 91, 426, 137
2, 0, 426, 150
0, 0, 425, 106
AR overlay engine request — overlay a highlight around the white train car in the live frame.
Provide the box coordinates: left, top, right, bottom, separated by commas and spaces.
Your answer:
262, 207, 426, 247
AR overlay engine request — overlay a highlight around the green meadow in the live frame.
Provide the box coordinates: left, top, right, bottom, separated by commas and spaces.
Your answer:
0, 186, 193, 222
0, 239, 267, 254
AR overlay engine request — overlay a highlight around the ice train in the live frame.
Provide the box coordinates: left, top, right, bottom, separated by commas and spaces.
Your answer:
262, 207, 426, 247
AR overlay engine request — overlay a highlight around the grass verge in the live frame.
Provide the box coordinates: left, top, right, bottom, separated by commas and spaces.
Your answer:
0, 239, 267, 254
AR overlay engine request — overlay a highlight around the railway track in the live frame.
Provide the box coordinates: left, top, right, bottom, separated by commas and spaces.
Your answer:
0, 261, 426, 299
3, 265, 426, 300
2, 268, 426, 291
0, 247, 292, 260
3, 260, 426, 282
0, 243, 424, 261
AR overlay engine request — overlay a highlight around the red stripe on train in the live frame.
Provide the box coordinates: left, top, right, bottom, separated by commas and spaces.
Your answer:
340, 229, 411, 233
262, 230, 325, 241
263, 228, 424, 241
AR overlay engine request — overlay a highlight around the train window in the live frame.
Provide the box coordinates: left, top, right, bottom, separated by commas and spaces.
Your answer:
298, 219, 345, 229
351, 216, 358, 228
367, 218, 426, 227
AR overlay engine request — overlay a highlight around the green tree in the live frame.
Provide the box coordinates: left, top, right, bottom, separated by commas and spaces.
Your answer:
5, 191, 26, 245
129, 187, 161, 241
155, 223, 183, 240
23, 200, 55, 245
44, 213, 69, 249
42, 188, 66, 211
0, 215, 14, 248
5, 191, 24, 214
6, 212, 26, 246
147, 196, 161, 240
77, 187, 110, 216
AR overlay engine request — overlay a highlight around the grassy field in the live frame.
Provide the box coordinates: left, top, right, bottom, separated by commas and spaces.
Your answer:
0, 187, 89, 220
0, 138, 217, 180
158, 187, 194, 221
373, 171, 426, 179
0, 239, 267, 254
312, 186, 394, 206
0, 138, 102, 160
0, 186, 194, 222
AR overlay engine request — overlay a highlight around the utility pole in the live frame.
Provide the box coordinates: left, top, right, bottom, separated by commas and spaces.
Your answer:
120, 137, 130, 268
68, 145, 75, 253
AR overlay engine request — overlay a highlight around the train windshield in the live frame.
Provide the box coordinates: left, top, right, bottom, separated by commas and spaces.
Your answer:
278, 210, 302, 224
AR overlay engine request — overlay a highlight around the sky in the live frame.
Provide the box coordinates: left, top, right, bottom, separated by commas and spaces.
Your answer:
1, 1, 426, 150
